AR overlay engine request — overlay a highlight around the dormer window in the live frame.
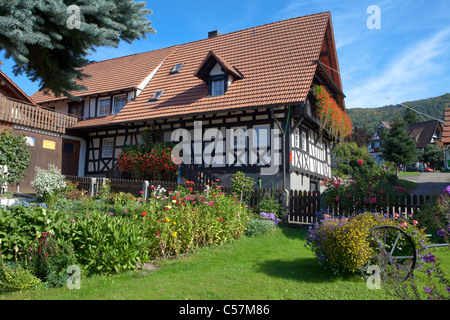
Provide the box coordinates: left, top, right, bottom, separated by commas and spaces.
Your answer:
194, 51, 243, 97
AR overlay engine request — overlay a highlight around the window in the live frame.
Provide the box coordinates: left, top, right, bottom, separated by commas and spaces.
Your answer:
301, 129, 308, 152
149, 90, 164, 102
102, 138, 114, 158
98, 98, 111, 116
211, 78, 225, 96
294, 129, 300, 148
113, 95, 127, 114
170, 63, 184, 74
69, 102, 83, 118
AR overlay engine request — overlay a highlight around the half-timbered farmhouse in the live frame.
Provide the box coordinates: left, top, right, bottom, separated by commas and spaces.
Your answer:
30, 11, 347, 191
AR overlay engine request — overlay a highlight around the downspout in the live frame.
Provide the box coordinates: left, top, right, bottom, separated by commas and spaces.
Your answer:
271, 106, 286, 190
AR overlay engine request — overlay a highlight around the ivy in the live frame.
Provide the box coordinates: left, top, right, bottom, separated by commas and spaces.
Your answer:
0, 130, 31, 186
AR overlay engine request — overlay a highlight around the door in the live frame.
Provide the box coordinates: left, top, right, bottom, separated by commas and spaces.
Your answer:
62, 139, 80, 176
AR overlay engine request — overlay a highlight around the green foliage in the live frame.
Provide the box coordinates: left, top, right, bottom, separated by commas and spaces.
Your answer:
381, 117, 418, 170
332, 142, 377, 177
257, 196, 281, 217
418, 144, 444, 170
0, 205, 71, 261
0, 259, 42, 293
347, 93, 449, 134
403, 108, 421, 124
245, 217, 276, 237
69, 211, 149, 275
0, 0, 155, 98
0, 130, 31, 185
231, 171, 255, 203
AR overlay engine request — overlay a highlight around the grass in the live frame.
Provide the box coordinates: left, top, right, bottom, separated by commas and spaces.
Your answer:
2, 226, 448, 301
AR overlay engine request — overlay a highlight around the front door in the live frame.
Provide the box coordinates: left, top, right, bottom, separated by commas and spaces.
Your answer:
62, 139, 80, 176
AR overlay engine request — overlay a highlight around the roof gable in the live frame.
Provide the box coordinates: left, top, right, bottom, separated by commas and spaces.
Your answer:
194, 50, 243, 82
0, 70, 37, 106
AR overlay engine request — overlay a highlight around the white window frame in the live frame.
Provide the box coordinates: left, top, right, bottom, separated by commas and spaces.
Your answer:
102, 138, 114, 158
113, 95, 127, 114
294, 128, 300, 148
98, 98, 111, 117
301, 128, 308, 152
211, 79, 225, 96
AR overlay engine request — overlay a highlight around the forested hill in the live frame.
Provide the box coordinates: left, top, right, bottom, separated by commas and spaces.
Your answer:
347, 93, 450, 134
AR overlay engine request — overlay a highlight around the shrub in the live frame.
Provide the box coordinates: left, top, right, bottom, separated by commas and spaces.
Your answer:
68, 211, 149, 274
0, 259, 42, 293
32, 164, 67, 203
245, 217, 276, 237
0, 130, 31, 186
231, 171, 254, 203
305, 212, 428, 275
27, 232, 78, 288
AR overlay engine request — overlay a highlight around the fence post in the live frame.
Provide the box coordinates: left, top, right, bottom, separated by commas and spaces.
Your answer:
281, 189, 289, 224
90, 178, 97, 197
143, 180, 149, 199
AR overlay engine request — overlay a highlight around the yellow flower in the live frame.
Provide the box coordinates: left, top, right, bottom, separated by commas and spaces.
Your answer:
172, 232, 177, 237
173, 222, 177, 225
167, 218, 170, 222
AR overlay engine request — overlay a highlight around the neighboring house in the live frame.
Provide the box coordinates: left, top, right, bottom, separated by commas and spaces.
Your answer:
368, 121, 391, 163
368, 119, 443, 164
406, 120, 443, 151
31, 12, 347, 192
0, 69, 79, 193
443, 107, 450, 170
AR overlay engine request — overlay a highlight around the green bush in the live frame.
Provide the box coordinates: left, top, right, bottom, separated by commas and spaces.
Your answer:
0, 259, 42, 293
245, 217, 276, 237
27, 232, 78, 288
68, 211, 149, 274
305, 212, 428, 275
31, 164, 67, 203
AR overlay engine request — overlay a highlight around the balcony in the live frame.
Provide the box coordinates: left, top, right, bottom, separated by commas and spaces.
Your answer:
0, 96, 78, 134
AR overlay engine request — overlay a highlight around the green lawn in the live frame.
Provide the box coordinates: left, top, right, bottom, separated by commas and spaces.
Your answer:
1, 227, 448, 301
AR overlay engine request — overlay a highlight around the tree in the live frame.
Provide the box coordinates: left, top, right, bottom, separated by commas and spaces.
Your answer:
0, 130, 31, 187
403, 108, 420, 124
419, 144, 444, 171
332, 142, 376, 178
381, 117, 418, 174
0, 1, 155, 98
346, 126, 371, 148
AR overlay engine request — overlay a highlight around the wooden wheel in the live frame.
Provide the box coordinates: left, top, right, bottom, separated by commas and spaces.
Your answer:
361, 225, 417, 282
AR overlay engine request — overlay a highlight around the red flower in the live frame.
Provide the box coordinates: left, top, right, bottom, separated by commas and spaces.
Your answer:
156, 231, 160, 236
358, 159, 364, 166
142, 212, 147, 216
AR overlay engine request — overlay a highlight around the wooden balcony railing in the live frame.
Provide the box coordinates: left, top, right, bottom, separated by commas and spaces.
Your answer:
0, 96, 78, 134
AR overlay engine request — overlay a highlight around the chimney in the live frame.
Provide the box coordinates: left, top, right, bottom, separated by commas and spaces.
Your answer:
208, 30, 222, 39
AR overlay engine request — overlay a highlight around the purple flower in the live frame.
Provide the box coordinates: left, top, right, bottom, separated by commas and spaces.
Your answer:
424, 287, 432, 293
437, 229, 446, 237
444, 185, 450, 195
422, 253, 435, 264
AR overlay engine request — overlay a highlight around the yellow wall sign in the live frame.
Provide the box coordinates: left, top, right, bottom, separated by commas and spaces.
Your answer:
43, 139, 56, 150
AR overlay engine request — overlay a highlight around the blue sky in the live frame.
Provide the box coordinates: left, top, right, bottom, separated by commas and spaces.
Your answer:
1, 0, 450, 109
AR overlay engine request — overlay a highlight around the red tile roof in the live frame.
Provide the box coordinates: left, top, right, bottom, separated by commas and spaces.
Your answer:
442, 107, 450, 144
31, 11, 342, 129
112, 11, 335, 124
30, 46, 175, 103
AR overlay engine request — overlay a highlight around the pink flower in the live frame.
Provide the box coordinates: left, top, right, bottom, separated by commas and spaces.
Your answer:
412, 220, 418, 226
400, 221, 408, 227
358, 159, 364, 165
371, 197, 377, 204
346, 194, 352, 198
393, 213, 399, 219
355, 201, 359, 206
335, 196, 340, 202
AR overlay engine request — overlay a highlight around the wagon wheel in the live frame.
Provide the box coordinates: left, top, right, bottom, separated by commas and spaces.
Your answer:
361, 225, 417, 282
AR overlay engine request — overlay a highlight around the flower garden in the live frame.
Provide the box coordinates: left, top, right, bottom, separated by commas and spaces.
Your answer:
0, 154, 449, 299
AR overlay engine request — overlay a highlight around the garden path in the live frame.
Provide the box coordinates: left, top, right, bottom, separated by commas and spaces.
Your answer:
401, 172, 450, 196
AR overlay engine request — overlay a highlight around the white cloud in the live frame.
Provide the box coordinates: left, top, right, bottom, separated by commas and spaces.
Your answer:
344, 27, 450, 108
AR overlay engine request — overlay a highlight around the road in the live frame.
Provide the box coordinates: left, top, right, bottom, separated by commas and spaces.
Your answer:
401, 172, 450, 196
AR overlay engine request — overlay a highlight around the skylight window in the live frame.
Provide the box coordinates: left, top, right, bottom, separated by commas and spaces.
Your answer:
148, 90, 165, 102
170, 63, 184, 74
